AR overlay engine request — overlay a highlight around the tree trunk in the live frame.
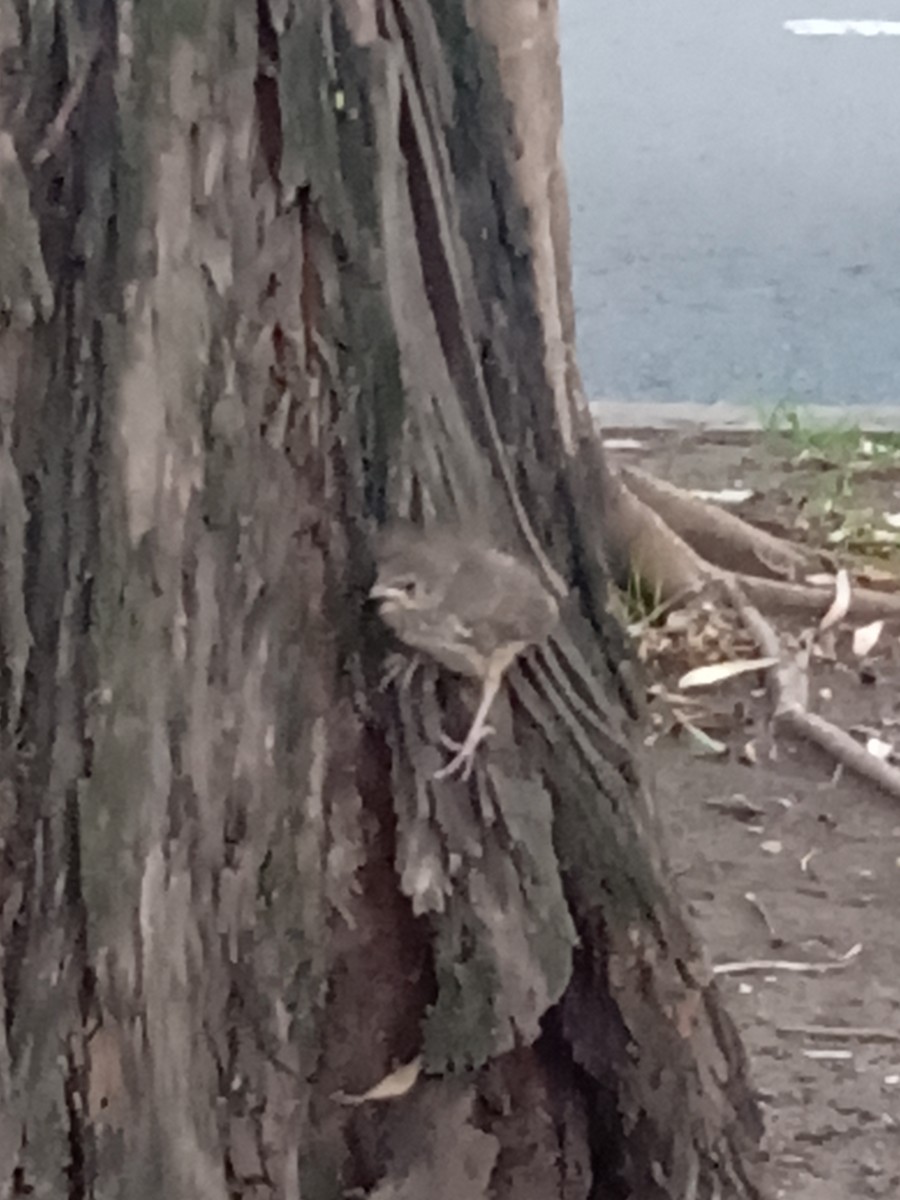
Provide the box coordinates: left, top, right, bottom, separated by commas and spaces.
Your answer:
0, 2, 764, 1198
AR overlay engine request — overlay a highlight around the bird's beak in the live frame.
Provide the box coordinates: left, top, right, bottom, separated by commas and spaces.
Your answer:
369, 582, 397, 601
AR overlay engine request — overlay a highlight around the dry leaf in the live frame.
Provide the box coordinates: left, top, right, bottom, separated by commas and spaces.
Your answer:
683, 722, 728, 758
740, 741, 758, 765
800, 849, 818, 873
689, 488, 754, 505
866, 737, 893, 762
819, 569, 851, 631
678, 657, 778, 690
852, 619, 884, 657
604, 437, 644, 451
336, 1057, 422, 1106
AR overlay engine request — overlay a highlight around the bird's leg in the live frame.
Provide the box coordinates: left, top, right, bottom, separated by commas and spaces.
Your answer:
434, 662, 504, 781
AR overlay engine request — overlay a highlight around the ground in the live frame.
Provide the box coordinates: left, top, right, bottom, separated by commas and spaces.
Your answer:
608, 421, 900, 1199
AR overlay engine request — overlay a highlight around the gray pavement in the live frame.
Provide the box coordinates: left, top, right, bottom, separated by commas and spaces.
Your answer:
561, 0, 900, 414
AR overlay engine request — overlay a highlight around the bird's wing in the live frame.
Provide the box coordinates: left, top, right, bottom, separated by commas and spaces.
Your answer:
446, 550, 557, 653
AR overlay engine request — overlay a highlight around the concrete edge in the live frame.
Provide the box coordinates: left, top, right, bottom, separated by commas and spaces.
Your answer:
589, 398, 900, 432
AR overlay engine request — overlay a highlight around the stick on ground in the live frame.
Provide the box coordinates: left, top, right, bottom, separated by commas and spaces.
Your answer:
723, 577, 900, 802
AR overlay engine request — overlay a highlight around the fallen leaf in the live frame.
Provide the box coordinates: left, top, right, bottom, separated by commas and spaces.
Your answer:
689, 488, 754, 505
683, 723, 728, 758
760, 840, 783, 855
678, 658, 778, 690
852, 619, 884, 657
603, 438, 644, 451
819, 569, 851, 631
744, 891, 782, 944
800, 849, 819, 873
866, 737, 893, 761
336, 1057, 422, 1106
739, 741, 758, 765
805, 572, 837, 587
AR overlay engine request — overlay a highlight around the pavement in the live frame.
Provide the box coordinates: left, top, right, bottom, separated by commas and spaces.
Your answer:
561, 0, 900, 413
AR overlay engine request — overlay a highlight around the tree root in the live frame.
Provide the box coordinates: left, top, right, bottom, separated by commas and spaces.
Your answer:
610, 467, 900, 622
738, 574, 900, 621
620, 465, 822, 581
608, 460, 900, 798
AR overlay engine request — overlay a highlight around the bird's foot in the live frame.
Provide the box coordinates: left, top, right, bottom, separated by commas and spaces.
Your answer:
379, 652, 421, 692
434, 725, 495, 781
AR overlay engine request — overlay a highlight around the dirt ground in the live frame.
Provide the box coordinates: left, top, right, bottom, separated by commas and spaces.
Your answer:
607, 425, 900, 1199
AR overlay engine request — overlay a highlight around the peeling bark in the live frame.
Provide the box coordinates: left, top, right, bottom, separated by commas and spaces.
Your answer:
0, 3, 764, 1199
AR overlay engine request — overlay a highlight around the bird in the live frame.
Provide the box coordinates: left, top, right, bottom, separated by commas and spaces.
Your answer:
370, 526, 560, 779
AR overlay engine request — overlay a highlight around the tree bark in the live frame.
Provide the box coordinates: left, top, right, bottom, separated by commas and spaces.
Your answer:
0, 2, 763, 1198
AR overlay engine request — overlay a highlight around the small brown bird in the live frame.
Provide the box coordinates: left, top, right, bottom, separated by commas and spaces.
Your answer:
370, 526, 559, 779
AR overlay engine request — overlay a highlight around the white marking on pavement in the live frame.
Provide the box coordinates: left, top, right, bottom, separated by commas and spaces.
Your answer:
785, 19, 900, 36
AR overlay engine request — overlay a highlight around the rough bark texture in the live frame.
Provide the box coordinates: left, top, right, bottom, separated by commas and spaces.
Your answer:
0, 2, 763, 1198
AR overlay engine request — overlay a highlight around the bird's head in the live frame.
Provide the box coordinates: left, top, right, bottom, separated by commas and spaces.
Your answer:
370, 526, 452, 615
369, 568, 427, 613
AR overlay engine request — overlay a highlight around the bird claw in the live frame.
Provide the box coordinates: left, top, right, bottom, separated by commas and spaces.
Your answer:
379, 653, 420, 692
434, 725, 495, 781
438, 727, 495, 753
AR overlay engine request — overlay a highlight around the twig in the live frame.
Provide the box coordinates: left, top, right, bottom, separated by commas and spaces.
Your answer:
743, 892, 783, 947
724, 577, 900, 802
776, 1023, 900, 1043
713, 944, 862, 976
782, 710, 900, 800
32, 37, 101, 166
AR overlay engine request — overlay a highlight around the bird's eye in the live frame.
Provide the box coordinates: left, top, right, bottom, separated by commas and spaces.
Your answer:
402, 579, 417, 596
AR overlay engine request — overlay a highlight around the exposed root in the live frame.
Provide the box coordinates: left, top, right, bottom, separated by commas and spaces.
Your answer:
614, 471, 900, 621
734, 574, 900, 622
620, 465, 822, 581
610, 459, 900, 798
604, 468, 714, 599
